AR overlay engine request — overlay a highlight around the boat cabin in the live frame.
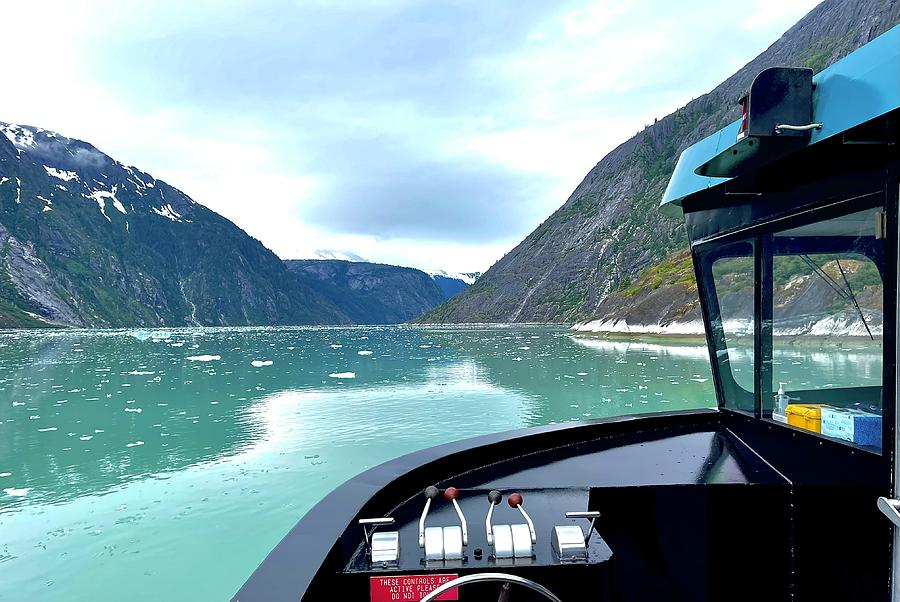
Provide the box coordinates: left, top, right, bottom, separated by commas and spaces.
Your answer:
234, 24, 900, 602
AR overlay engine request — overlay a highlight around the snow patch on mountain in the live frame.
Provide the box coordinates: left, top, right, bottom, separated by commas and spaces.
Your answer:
87, 186, 126, 221
0, 176, 19, 204
152, 204, 182, 222
123, 165, 155, 190
43, 166, 78, 182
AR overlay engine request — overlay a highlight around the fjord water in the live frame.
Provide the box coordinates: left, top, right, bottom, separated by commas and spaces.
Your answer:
1, 326, 716, 601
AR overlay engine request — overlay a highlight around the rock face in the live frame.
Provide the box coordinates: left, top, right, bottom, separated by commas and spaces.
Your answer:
421, 0, 900, 325
284, 260, 446, 324
0, 123, 350, 327
573, 250, 884, 339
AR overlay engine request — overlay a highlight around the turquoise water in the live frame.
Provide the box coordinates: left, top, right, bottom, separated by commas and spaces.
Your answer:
0, 325, 721, 601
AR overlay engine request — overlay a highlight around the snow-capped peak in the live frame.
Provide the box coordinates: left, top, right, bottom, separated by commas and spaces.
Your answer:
426, 269, 481, 285
314, 249, 368, 262
1, 123, 37, 149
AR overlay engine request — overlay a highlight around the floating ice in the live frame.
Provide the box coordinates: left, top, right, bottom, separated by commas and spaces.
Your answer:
4, 487, 29, 497
329, 372, 356, 379
251, 360, 273, 367
357, 350, 373, 356
187, 355, 221, 362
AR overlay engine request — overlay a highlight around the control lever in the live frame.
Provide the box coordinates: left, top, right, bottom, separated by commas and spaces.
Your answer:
419, 485, 467, 561
485, 491, 534, 559
418, 486, 440, 548
444, 487, 468, 546
485, 490, 502, 545
508, 493, 536, 544
565, 511, 601, 544
552, 510, 601, 561
359, 517, 398, 566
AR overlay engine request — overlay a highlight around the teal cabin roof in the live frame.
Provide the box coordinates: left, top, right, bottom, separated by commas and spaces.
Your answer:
660, 24, 900, 216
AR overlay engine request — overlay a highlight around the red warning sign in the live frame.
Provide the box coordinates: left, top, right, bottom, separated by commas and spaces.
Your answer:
370, 573, 459, 602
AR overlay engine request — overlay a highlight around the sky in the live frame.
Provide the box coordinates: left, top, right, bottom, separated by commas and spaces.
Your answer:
1, 0, 821, 273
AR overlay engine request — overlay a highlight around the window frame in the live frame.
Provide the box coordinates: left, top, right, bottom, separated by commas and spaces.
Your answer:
693, 192, 894, 454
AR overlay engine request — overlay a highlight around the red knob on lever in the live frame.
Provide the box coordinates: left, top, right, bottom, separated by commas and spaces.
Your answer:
508, 492, 523, 508
443, 486, 460, 501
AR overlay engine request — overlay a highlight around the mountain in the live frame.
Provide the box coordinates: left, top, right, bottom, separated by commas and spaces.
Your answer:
572, 249, 883, 339
284, 259, 445, 324
426, 270, 481, 299
418, 0, 900, 325
0, 123, 350, 328
313, 249, 368, 262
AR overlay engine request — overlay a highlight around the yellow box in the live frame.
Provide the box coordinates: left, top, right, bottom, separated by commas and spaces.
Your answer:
785, 404, 829, 433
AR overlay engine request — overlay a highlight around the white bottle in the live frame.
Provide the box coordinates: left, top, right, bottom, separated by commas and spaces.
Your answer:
773, 383, 789, 423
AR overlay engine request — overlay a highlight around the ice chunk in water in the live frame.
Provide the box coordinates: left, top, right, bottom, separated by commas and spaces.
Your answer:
187, 355, 221, 362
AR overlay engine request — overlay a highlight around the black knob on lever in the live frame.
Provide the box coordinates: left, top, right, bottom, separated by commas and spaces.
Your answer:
488, 490, 502, 505
425, 485, 440, 500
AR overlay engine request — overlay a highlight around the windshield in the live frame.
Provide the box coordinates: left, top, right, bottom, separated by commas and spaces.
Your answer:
698, 202, 885, 452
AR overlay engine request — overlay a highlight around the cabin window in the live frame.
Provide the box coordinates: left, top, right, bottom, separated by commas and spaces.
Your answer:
707, 240, 755, 413
698, 200, 887, 452
766, 206, 884, 450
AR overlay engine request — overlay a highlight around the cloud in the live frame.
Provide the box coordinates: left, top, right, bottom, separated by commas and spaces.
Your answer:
0, 0, 823, 272
301, 152, 552, 242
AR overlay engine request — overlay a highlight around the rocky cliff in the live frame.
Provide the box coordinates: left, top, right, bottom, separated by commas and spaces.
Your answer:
572, 249, 884, 339
419, 0, 900, 325
0, 123, 350, 327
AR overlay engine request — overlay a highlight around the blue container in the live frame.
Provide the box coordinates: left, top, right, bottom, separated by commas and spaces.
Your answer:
821, 407, 882, 448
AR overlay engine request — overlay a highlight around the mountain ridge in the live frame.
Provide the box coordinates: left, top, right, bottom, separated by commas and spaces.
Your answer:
0, 122, 352, 327
417, 0, 900, 325
284, 259, 448, 324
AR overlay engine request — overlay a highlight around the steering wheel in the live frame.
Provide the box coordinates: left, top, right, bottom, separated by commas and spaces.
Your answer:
419, 572, 563, 602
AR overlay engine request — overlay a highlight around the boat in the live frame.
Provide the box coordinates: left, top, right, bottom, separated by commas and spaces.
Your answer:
234, 24, 900, 602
